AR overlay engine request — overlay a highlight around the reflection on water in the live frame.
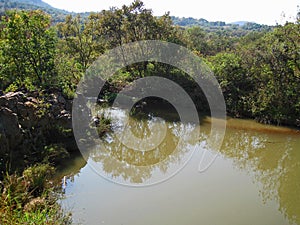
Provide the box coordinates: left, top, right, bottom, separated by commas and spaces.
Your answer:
219, 120, 300, 225
88, 108, 200, 185
61, 108, 300, 225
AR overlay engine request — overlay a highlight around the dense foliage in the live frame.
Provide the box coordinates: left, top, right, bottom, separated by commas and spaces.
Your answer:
0, 1, 299, 127
0, 10, 57, 90
209, 22, 300, 125
0, 0, 299, 126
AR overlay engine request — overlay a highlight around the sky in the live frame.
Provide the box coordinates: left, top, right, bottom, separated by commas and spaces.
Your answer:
42, 0, 299, 25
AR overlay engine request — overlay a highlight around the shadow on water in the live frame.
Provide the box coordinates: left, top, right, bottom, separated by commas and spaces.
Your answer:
55, 151, 87, 182
128, 97, 209, 125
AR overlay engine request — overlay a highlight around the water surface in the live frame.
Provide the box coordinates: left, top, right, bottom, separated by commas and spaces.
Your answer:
61, 107, 300, 225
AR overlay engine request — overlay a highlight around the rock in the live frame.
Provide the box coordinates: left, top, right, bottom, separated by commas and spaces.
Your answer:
27, 97, 39, 104
0, 89, 77, 163
3, 91, 25, 99
49, 93, 58, 104
56, 110, 72, 129
16, 101, 39, 128
57, 95, 66, 104
0, 107, 22, 150
60, 109, 67, 114
65, 99, 72, 112
0, 125, 9, 155
0, 92, 24, 111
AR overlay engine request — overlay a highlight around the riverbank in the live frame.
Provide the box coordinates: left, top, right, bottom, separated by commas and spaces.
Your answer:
0, 88, 114, 224
0, 164, 72, 224
0, 89, 76, 174
0, 89, 77, 224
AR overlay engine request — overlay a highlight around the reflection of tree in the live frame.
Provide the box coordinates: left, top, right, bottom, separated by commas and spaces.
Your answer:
88, 108, 198, 184
77, 104, 300, 223
219, 129, 300, 225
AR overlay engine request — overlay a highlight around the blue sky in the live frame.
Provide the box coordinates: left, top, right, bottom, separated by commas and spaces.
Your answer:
43, 0, 298, 25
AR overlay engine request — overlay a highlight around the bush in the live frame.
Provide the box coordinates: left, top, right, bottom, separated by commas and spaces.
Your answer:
94, 113, 112, 137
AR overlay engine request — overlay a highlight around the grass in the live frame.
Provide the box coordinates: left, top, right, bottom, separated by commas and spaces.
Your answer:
94, 113, 112, 137
1, 203, 71, 225
0, 164, 72, 225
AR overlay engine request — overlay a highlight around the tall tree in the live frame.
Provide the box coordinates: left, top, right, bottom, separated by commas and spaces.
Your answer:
57, 14, 102, 71
0, 10, 56, 90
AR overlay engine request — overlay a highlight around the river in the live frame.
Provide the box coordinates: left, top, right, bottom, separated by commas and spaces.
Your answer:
59, 106, 300, 225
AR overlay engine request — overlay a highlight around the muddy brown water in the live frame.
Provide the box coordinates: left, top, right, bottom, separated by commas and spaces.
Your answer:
60, 107, 300, 225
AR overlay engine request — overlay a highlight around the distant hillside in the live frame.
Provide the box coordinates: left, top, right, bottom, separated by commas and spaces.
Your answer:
171, 16, 272, 35
230, 21, 251, 26
0, 0, 272, 34
0, 0, 73, 22
14, 0, 52, 8
171, 16, 227, 27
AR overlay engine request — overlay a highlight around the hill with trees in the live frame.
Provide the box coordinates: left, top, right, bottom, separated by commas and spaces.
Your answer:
0, 0, 66, 22
0, 0, 91, 23
171, 16, 273, 36
1, 0, 273, 33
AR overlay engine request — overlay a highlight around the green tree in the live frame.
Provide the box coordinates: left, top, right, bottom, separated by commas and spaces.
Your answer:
0, 10, 57, 91
56, 14, 103, 71
249, 22, 300, 125
185, 26, 210, 55
214, 20, 300, 126
209, 52, 252, 116
56, 14, 104, 97
90, 0, 182, 78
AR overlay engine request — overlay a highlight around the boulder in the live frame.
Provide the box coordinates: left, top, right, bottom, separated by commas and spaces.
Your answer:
0, 107, 22, 151
0, 90, 77, 162
0, 92, 26, 112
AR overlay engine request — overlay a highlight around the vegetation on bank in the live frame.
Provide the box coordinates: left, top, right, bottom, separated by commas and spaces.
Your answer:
0, 164, 71, 224
0, 0, 299, 126
0, 92, 74, 223
0, 0, 299, 223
